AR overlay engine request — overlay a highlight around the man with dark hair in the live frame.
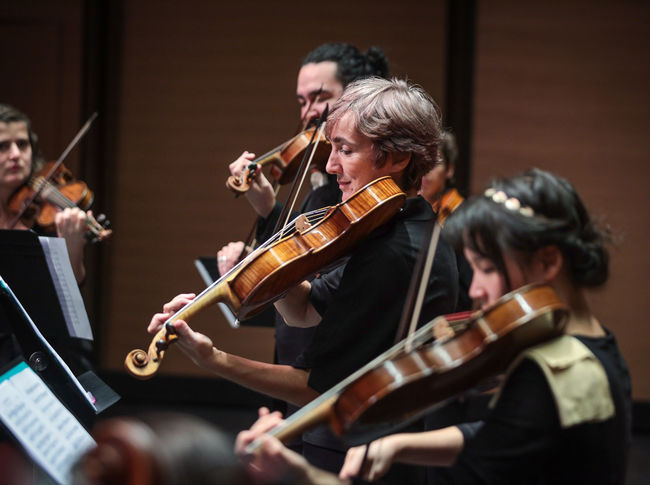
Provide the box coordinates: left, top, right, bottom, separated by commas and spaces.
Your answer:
297, 43, 389, 127
218, 43, 390, 273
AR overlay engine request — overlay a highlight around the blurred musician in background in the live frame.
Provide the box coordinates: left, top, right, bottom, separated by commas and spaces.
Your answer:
419, 130, 462, 222
0, 103, 88, 284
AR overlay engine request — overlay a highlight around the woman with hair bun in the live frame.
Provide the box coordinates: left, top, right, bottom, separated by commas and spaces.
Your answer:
338, 168, 632, 484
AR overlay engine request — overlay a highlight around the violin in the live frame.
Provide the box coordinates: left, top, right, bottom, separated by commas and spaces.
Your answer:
245, 284, 568, 451
226, 126, 331, 195
8, 161, 112, 243
432, 187, 464, 226
125, 176, 406, 379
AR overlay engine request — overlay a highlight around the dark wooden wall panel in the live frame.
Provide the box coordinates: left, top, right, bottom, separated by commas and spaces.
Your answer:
472, 1, 650, 399
0, 1, 83, 171
103, 0, 447, 376
8, 0, 646, 403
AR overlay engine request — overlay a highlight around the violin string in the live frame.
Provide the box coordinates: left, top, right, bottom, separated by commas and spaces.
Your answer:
38, 179, 77, 208
35, 178, 105, 238
8, 114, 98, 229
229, 207, 327, 273
164, 207, 331, 324
170, 177, 394, 327
279, 123, 327, 238
254, 314, 443, 451
253, 287, 562, 452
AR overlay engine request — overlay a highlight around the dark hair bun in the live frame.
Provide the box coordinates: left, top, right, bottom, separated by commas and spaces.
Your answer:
564, 224, 610, 287
444, 168, 612, 289
365, 46, 390, 79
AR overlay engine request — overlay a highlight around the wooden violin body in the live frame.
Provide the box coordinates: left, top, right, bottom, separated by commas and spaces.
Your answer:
432, 188, 464, 226
228, 177, 404, 318
125, 176, 406, 379
9, 161, 112, 242
226, 127, 331, 194
248, 284, 569, 450
332, 284, 568, 442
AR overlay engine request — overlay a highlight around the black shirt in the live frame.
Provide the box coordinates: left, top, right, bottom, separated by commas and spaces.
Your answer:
296, 197, 459, 393
438, 330, 632, 485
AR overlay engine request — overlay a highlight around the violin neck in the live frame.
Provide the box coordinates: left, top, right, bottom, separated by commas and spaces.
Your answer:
170, 279, 240, 324
249, 318, 446, 452
252, 134, 297, 167
245, 395, 336, 454
252, 149, 282, 168
271, 395, 338, 444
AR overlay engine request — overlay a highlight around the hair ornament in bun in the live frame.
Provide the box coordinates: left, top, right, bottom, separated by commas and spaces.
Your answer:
484, 188, 535, 217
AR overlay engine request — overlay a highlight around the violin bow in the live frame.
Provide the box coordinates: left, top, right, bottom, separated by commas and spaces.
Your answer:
236, 85, 324, 197
272, 106, 329, 237
352, 215, 441, 479
392, 213, 442, 350
228, 84, 326, 256
233, 96, 326, 258
296, 84, 324, 133
8, 112, 98, 229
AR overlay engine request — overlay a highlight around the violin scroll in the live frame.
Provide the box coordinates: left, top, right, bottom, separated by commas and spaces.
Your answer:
225, 127, 331, 196
84, 211, 112, 243
225, 163, 259, 196
124, 322, 178, 380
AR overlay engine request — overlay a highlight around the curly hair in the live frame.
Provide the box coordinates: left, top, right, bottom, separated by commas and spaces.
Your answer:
302, 43, 390, 87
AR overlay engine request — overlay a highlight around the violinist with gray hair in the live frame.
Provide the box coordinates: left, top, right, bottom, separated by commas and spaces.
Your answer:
148, 77, 459, 483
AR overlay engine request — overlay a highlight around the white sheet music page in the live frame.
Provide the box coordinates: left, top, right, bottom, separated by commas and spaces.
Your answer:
0, 362, 96, 484
39, 236, 94, 340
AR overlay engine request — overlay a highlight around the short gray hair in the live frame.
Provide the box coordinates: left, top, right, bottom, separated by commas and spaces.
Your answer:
325, 77, 441, 191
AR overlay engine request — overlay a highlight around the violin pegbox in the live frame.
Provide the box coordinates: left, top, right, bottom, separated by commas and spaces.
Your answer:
84, 211, 112, 243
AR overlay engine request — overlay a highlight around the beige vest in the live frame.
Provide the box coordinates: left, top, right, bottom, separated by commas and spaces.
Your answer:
491, 335, 615, 428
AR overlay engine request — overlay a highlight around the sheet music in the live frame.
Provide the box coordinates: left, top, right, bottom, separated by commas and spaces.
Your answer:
0, 361, 96, 484
194, 258, 239, 328
0, 276, 96, 411
39, 236, 93, 340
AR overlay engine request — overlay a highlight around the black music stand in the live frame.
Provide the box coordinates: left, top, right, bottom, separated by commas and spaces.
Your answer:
0, 229, 118, 428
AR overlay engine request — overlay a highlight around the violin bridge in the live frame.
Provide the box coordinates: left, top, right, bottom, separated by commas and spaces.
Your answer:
295, 214, 312, 233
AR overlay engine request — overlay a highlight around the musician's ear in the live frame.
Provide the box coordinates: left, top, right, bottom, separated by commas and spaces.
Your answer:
386, 152, 411, 174
534, 245, 563, 283
445, 161, 455, 180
